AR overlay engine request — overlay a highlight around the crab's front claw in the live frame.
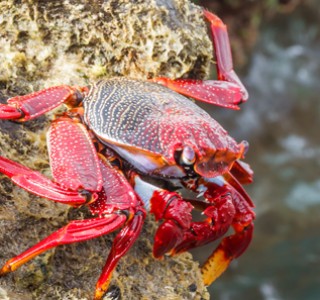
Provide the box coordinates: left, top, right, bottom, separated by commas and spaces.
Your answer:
150, 190, 193, 258
199, 176, 255, 285
153, 220, 184, 258
202, 223, 254, 285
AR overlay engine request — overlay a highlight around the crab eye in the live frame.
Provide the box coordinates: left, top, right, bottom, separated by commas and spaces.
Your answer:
240, 140, 249, 157
180, 146, 196, 165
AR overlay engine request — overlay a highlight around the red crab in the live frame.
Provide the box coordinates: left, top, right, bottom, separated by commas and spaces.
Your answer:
0, 10, 255, 299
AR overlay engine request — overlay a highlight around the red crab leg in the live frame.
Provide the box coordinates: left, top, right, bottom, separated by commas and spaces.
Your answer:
47, 116, 103, 192
150, 10, 248, 109
1, 155, 145, 300
0, 155, 87, 205
0, 215, 127, 275
89, 159, 146, 299
230, 160, 254, 184
202, 223, 254, 285
150, 77, 243, 110
223, 171, 254, 207
204, 10, 248, 101
95, 213, 144, 300
0, 85, 87, 121
0, 116, 103, 205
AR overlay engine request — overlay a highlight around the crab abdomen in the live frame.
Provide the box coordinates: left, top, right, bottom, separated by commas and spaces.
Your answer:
83, 78, 242, 177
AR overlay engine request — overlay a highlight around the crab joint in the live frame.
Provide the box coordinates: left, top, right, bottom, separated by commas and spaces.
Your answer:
79, 190, 96, 205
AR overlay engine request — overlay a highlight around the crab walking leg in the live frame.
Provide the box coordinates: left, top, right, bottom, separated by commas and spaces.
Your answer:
47, 117, 103, 192
0, 155, 87, 205
150, 77, 243, 110
203, 10, 248, 101
94, 213, 144, 300
84, 159, 146, 299
149, 11, 248, 109
0, 85, 87, 121
0, 214, 127, 275
1, 154, 146, 299
0, 117, 103, 205
230, 160, 254, 184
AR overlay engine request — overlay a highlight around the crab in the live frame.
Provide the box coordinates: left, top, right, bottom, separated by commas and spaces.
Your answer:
0, 10, 255, 299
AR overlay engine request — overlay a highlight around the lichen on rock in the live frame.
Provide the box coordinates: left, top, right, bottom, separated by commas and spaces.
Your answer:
0, 0, 212, 92
0, 0, 212, 299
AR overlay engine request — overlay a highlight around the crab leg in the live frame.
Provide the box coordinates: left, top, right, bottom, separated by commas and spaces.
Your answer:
95, 212, 144, 300
88, 159, 146, 299
150, 10, 248, 109
0, 211, 144, 300
0, 116, 102, 205
204, 10, 248, 101
1, 150, 146, 300
230, 160, 254, 184
150, 77, 243, 110
0, 155, 87, 205
47, 117, 103, 192
202, 223, 254, 285
0, 85, 87, 121
0, 215, 127, 275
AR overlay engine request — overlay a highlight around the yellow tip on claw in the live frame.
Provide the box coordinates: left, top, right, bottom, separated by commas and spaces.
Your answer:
201, 248, 232, 286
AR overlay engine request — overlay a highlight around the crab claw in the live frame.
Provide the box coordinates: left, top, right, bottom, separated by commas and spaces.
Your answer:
153, 220, 184, 257
169, 174, 255, 285
200, 175, 255, 284
150, 190, 193, 258
202, 223, 254, 285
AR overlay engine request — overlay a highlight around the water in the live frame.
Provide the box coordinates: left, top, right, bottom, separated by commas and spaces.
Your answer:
196, 3, 320, 299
